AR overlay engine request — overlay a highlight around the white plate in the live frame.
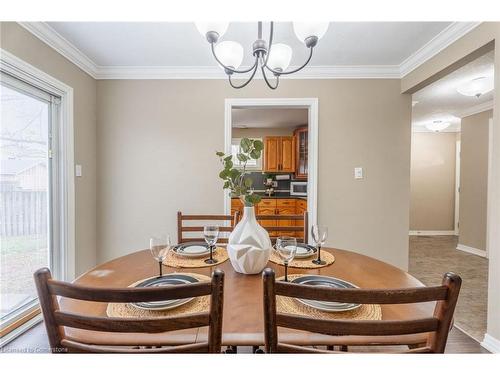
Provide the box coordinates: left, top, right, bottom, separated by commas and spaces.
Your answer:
172, 242, 211, 258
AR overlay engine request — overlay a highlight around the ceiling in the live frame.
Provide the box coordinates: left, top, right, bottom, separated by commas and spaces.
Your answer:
18, 22, 481, 79
232, 108, 308, 128
412, 50, 494, 132
47, 22, 451, 67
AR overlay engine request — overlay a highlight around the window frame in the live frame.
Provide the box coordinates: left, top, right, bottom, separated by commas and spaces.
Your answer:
231, 137, 263, 171
0, 49, 75, 344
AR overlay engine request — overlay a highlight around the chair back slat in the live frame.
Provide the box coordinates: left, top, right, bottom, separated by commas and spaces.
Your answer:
177, 211, 239, 244
262, 268, 461, 354
34, 267, 224, 353
48, 279, 212, 302
276, 314, 440, 336
274, 282, 449, 304
54, 311, 209, 333
60, 339, 209, 354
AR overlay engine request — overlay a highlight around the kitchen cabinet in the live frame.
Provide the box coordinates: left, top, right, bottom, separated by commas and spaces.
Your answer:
293, 126, 308, 179
264, 136, 295, 173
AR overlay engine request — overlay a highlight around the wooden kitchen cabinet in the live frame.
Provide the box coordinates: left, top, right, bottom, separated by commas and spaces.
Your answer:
264, 136, 295, 173
293, 126, 308, 179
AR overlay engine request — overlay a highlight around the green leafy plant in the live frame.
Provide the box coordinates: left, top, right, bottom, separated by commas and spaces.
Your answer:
216, 138, 264, 207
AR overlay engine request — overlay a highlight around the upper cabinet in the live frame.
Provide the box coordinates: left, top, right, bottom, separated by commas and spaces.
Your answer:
264, 136, 296, 173
293, 126, 308, 179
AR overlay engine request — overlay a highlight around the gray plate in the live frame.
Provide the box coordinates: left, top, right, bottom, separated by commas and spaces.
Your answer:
291, 275, 361, 312
131, 274, 198, 311
172, 242, 211, 258
290, 243, 317, 259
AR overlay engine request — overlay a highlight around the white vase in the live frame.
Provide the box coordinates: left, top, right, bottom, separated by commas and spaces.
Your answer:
227, 206, 272, 274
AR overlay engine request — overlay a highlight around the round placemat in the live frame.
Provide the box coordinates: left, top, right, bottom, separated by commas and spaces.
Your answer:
162, 246, 228, 268
276, 274, 382, 321
269, 249, 335, 269
106, 273, 211, 318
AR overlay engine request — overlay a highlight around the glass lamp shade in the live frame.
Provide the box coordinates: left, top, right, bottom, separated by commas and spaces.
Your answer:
293, 22, 329, 43
195, 22, 229, 39
425, 121, 450, 132
214, 41, 244, 69
267, 43, 293, 72
456, 76, 494, 97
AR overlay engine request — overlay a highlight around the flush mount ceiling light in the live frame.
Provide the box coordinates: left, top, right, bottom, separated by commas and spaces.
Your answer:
195, 21, 329, 89
425, 120, 451, 132
456, 76, 494, 98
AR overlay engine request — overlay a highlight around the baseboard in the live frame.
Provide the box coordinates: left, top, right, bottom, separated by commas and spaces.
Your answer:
456, 243, 487, 258
481, 333, 500, 353
453, 324, 481, 343
409, 230, 456, 236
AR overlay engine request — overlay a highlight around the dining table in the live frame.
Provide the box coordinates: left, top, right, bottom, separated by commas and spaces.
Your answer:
59, 247, 434, 349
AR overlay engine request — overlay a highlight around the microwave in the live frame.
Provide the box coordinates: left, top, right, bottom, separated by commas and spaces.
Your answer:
290, 181, 307, 196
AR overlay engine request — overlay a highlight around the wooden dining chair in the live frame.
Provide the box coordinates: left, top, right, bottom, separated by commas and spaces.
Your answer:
177, 211, 240, 244
256, 211, 308, 243
262, 268, 461, 353
34, 267, 224, 353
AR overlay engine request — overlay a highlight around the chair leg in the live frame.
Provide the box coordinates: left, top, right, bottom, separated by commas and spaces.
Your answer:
327, 345, 334, 351
339, 345, 348, 352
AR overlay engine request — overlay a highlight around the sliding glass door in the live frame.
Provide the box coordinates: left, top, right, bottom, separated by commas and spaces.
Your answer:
0, 73, 59, 333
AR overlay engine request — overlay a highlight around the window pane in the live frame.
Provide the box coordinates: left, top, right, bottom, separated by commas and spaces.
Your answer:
0, 83, 50, 323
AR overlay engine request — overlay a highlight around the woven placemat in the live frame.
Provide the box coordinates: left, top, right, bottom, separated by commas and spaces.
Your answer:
106, 273, 211, 318
269, 249, 335, 269
162, 246, 228, 268
276, 274, 382, 321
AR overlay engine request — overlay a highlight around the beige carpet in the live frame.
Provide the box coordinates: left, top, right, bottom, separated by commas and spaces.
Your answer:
408, 235, 488, 342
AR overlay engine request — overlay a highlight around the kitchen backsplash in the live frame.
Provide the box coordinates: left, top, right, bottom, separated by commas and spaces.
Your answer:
247, 172, 292, 194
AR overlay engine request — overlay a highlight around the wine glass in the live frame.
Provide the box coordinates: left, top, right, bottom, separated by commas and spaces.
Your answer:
275, 236, 297, 282
150, 235, 171, 278
203, 225, 219, 264
311, 225, 328, 265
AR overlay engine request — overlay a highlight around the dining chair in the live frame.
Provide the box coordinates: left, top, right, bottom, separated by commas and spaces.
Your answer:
262, 268, 461, 353
177, 211, 240, 244
34, 267, 224, 353
256, 211, 308, 243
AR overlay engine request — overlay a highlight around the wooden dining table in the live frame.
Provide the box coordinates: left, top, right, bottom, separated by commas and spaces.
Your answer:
60, 247, 434, 348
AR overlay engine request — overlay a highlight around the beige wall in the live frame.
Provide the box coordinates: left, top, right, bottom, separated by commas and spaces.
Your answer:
97, 79, 411, 269
232, 127, 296, 138
0, 22, 97, 276
410, 132, 457, 231
459, 110, 492, 251
401, 22, 500, 346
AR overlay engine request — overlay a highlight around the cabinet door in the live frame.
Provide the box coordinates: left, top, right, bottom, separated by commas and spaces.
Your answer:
257, 206, 277, 236
294, 127, 308, 179
277, 207, 296, 237
264, 137, 280, 172
280, 136, 296, 173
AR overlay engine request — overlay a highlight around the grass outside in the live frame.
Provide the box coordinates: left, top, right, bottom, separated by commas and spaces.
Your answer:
1, 235, 48, 318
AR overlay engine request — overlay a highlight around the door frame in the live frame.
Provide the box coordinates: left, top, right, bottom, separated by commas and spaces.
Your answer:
0, 49, 75, 281
454, 139, 460, 236
224, 98, 319, 240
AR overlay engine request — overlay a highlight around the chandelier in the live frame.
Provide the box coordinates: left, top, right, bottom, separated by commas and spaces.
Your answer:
195, 22, 329, 89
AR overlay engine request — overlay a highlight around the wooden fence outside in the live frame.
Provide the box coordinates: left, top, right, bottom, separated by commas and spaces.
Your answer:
0, 190, 48, 237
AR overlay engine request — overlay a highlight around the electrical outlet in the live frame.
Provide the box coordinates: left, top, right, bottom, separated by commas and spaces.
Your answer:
354, 167, 363, 179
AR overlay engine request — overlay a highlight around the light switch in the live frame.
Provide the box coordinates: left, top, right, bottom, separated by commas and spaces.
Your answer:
354, 167, 363, 179
75, 164, 82, 177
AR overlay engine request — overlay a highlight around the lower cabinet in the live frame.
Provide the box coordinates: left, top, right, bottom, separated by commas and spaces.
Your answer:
231, 198, 307, 238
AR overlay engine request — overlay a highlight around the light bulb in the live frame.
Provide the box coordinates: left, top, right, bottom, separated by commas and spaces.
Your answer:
293, 22, 329, 46
456, 76, 494, 98
214, 41, 244, 70
195, 22, 229, 43
425, 121, 450, 132
267, 43, 293, 72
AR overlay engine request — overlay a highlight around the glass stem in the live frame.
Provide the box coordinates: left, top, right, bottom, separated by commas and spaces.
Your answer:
284, 262, 288, 282
158, 260, 162, 278
317, 245, 321, 262
210, 245, 213, 261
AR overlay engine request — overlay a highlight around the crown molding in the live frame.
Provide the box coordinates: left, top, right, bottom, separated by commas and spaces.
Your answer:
95, 64, 401, 80
18, 22, 98, 78
457, 99, 494, 118
399, 22, 482, 77
18, 21, 481, 81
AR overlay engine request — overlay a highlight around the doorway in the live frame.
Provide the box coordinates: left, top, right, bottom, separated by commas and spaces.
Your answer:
224, 98, 318, 240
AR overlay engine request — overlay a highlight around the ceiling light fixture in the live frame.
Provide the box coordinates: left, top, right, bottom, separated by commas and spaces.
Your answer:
425, 120, 450, 132
195, 21, 329, 89
456, 76, 494, 98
